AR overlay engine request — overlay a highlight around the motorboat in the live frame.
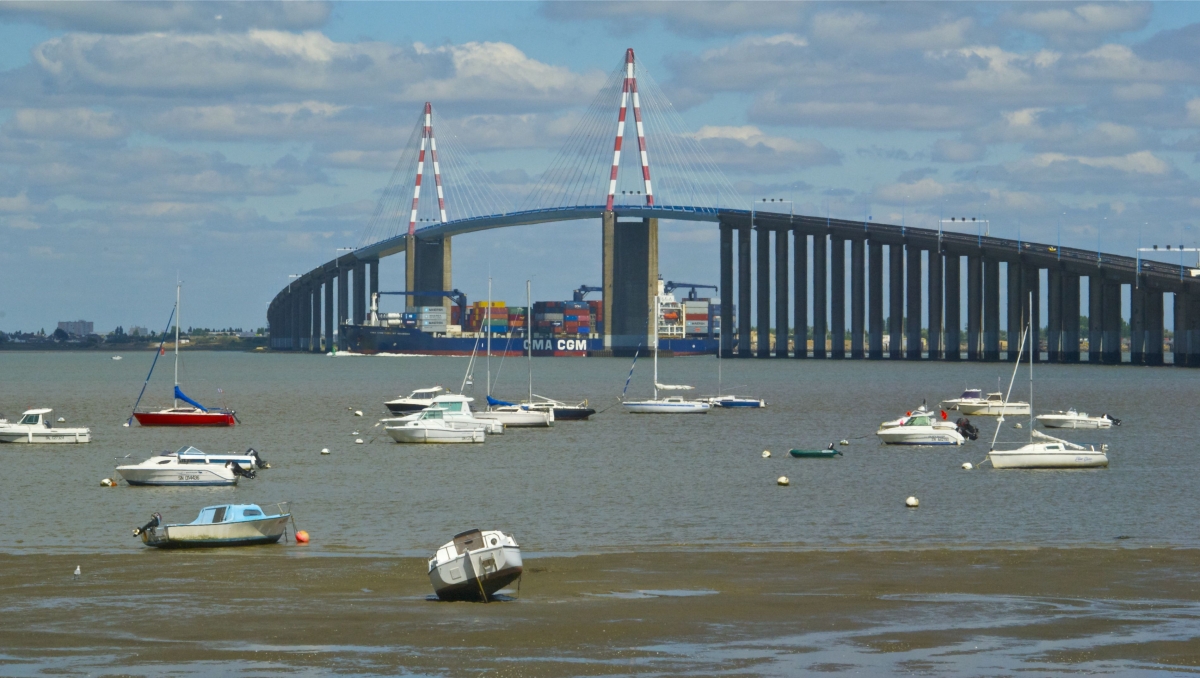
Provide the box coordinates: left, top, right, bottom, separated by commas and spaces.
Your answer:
990, 432, 1109, 469
385, 386, 448, 415
385, 408, 486, 443
623, 295, 711, 414
382, 394, 504, 434
876, 409, 967, 446
129, 283, 237, 427
428, 529, 523, 602
519, 395, 596, 420
0, 409, 91, 444
116, 446, 267, 486
476, 396, 554, 427
132, 503, 291, 548
1036, 410, 1119, 429
707, 395, 766, 408
941, 389, 1029, 416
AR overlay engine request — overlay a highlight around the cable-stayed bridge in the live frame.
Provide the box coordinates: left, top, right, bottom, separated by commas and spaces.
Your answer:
268, 49, 1200, 366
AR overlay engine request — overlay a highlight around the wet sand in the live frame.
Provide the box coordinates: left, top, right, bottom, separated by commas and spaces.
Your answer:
4, 548, 1200, 675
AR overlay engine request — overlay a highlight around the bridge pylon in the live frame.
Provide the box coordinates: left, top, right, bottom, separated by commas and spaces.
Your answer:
405, 102, 451, 311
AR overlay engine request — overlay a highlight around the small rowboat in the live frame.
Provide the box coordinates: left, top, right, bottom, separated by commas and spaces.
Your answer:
789, 446, 843, 458
133, 503, 291, 548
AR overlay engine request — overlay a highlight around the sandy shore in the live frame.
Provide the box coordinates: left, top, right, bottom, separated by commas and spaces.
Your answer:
3, 548, 1200, 675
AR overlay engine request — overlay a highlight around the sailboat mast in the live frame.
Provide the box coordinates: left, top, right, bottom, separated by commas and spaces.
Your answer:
526, 280, 533, 404
1028, 291, 1034, 438
173, 281, 180, 408
717, 321, 722, 396
652, 295, 659, 400
486, 278, 492, 397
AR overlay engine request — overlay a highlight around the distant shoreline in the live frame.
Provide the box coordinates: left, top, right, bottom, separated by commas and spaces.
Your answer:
0, 339, 268, 352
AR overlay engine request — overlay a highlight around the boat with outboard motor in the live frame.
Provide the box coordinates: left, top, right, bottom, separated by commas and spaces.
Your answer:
941, 389, 1029, 416
0, 408, 91, 444
132, 503, 291, 548
116, 446, 267, 486
1036, 409, 1119, 429
385, 386, 448, 415
428, 529, 523, 602
876, 405, 976, 446
385, 408, 486, 443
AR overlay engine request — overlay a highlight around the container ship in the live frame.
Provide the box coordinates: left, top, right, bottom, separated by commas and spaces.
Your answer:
340, 282, 722, 357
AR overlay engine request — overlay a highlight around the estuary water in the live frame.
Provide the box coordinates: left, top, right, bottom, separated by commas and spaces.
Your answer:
0, 350, 1193, 556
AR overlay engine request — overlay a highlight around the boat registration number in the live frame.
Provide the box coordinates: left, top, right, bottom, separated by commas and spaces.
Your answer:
177, 473, 201, 481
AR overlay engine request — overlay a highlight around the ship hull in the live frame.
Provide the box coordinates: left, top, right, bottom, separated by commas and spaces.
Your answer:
341, 325, 718, 357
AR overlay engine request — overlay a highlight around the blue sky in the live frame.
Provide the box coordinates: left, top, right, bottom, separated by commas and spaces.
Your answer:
1, 1, 1199, 332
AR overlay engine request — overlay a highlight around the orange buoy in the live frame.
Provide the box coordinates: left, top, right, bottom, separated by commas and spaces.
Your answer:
295, 530, 310, 544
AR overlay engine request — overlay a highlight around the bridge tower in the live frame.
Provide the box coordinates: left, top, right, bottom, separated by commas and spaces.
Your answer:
405, 102, 452, 312
602, 48, 659, 354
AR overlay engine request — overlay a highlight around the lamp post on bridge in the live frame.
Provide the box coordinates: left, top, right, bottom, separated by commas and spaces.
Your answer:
1137, 244, 1200, 283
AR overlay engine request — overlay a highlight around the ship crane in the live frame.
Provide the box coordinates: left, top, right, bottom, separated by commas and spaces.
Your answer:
572, 285, 604, 302
663, 281, 717, 300
371, 290, 468, 324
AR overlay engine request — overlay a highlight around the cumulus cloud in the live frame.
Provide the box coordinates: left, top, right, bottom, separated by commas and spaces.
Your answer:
5, 108, 126, 140
0, 1, 331, 34
932, 139, 984, 163
540, 1, 812, 37
1003, 3, 1151, 45
691, 125, 839, 172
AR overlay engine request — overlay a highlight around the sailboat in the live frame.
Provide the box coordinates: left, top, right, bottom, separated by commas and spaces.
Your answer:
128, 283, 237, 427
986, 298, 1107, 469
623, 296, 711, 414
475, 280, 553, 427
705, 325, 765, 408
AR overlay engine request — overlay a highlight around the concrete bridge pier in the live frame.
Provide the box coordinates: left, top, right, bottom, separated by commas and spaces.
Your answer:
324, 274, 334, 352
1130, 283, 1147, 365
888, 244, 902, 359
966, 255, 982, 360
310, 285, 321, 353
719, 223, 733, 358
1047, 267, 1062, 362
602, 213, 658, 354
352, 262, 366, 325
1176, 291, 1200, 367
1146, 289, 1164, 365
983, 258, 1001, 361
905, 246, 921, 359
1024, 266, 1041, 362
775, 228, 790, 358
927, 248, 942, 360
850, 238, 865, 359
737, 225, 751, 357
1062, 274, 1081, 363
1088, 275, 1102, 363
812, 233, 828, 358
831, 236, 846, 359
794, 231, 808, 358
944, 254, 961, 360
290, 289, 301, 351
756, 224, 771, 358
1007, 263, 1023, 361
413, 236, 452, 310
337, 265, 349, 341
1102, 280, 1122, 364
868, 241, 883, 359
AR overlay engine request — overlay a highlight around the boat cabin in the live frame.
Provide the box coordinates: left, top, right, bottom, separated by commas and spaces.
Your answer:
959, 389, 982, 400
429, 395, 474, 413
16, 409, 53, 428
406, 387, 446, 401
904, 415, 933, 427
984, 392, 1005, 403
187, 504, 274, 525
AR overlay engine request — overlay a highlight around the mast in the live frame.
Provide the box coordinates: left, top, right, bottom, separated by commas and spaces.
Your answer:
1028, 291, 1034, 440
526, 280, 533, 404
652, 295, 659, 400
173, 280, 180, 407
486, 278, 492, 397
717, 320, 722, 396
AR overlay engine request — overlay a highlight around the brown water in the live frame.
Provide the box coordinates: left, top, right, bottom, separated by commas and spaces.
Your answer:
2, 351, 1199, 674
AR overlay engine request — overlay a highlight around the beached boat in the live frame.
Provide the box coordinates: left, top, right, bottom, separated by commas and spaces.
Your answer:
1036, 410, 1119, 429
133, 503, 291, 548
116, 446, 266, 486
385, 386, 448, 414
942, 389, 1029, 416
428, 529, 523, 602
385, 408, 486, 443
0, 409, 91, 444
790, 446, 842, 458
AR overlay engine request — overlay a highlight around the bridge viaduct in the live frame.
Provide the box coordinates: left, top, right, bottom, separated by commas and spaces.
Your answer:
268, 206, 1200, 366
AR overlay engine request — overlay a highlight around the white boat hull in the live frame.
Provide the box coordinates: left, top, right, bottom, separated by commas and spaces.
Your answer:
624, 400, 711, 414
141, 515, 289, 547
1036, 415, 1112, 429
0, 428, 91, 444
955, 402, 1030, 416
474, 410, 553, 427
876, 427, 964, 446
386, 426, 485, 443
117, 465, 238, 486
990, 443, 1108, 469
429, 545, 523, 601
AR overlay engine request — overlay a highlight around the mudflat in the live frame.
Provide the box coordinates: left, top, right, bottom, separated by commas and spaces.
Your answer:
4, 548, 1200, 675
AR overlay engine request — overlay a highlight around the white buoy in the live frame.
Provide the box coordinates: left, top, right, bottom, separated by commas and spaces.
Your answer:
1014, 423, 1022, 429
321, 448, 330, 455
57, 417, 65, 422
122, 422, 130, 428
73, 565, 81, 580
762, 450, 771, 458
351, 431, 360, 436
355, 438, 364, 444
961, 462, 974, 470
839, 439, 849, 446
777, 476, 789, 486
354, 410, 363, 417
905, 496, 919, 508
101, 478, 113, 487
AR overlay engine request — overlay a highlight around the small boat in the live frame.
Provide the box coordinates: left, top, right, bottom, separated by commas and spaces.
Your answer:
0, 409, 91, 444
382, 394, 504, 434
790, 445, 842, 458
428, 529, 523, 602
623, 298, 710, 414
475, 281, 554, 428
941, 389, 1029, 416
385, 408, 486, 443
876, 407, 967, 446
132, 503, 291, 548
707, 395, 766, 408
385, 386, 448, 415
111, 356, 123, 361
519, 395, 596, 420
129, 283, 237, 427
1036, 410, 1119, 429
116, 446, 267, 486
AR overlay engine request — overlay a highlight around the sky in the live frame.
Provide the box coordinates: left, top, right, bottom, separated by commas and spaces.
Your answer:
1, 1, 1199, 333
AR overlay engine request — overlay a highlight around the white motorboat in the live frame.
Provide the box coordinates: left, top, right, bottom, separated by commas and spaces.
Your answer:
385, 408, 486, 443
385, 386, 448, 415
116, 446, 267, 486
623, 296, 711, 414
133, 503, 291, 548
428, 529, 523, 602
943, 389, 1029, 416
382, 394, 504, 434
987, 308, 1108, 470
876, 408, 966, 446
707, 395, 766, 408
0, 409, 91, 444
1036, 410, 1119, 429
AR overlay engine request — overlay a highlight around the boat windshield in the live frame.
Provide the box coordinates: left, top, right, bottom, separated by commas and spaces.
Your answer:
436, 401, 465, 412
421, 409, 445, 420
962, 390, 982, 399
175, 446, 204, 456
20, 414, 41, 425
907, 416, 931, 426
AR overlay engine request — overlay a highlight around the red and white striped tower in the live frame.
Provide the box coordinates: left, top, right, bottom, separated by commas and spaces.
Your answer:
605, 48, 654, 211
407, 102, 448, 236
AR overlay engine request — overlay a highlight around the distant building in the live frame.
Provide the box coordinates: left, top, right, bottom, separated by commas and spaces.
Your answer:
58, 320, 93, 337
129, 326, 148, 337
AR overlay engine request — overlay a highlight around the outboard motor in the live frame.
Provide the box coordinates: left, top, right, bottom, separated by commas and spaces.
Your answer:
246, 448, 269, 469
227, 461, 256, 480
133, 512, 161, 537
956, 417, 979, 441
1103, 414, 1121, 426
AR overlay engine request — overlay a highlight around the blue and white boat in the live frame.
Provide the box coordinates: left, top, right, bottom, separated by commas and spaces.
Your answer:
133, 503, 291, 548
707, 395, 766, 408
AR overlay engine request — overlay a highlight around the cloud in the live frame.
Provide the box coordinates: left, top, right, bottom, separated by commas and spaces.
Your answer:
691, 125, 839, 172
1003, 3, 1152, 44
0, 1, 331, 34
973, 151, 1194, 196
539, 1, 812, 37
932, 139, 984, 163
5, 108, 126, 140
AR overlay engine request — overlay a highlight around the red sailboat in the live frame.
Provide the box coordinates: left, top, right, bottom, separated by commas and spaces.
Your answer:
127, 283, 237, 427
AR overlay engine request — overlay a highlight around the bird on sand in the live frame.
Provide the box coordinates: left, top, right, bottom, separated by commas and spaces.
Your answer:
73, 565, 81, 580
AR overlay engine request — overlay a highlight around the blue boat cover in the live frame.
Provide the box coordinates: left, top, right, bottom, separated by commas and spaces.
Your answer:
174, 385, 209, 412
486, 395, 515, 407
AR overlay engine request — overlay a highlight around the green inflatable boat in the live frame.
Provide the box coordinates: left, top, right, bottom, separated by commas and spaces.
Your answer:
789, 445, 843, 458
